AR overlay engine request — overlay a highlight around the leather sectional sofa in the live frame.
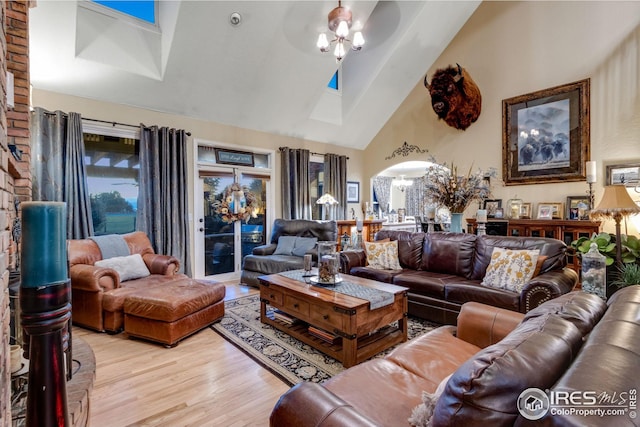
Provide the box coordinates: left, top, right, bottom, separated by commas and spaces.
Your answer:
340, 230, 578, 324
241, 219, 338, 287
270, 286, 640, 427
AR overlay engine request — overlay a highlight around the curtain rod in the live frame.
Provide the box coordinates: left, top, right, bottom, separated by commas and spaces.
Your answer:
41, 111, 191, 136
83, 117, 192, 136
278, 146, 349, 160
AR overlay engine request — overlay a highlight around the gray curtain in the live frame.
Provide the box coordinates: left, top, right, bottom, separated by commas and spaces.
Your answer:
30, 107, 93, 239
405, 176, 427, 217
137, 126, 192, 276
372, 176, 393, 214
280, 148, 311, 219
324, 153, 348, 220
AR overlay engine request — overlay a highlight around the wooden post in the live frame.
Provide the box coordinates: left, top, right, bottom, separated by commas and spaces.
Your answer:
20, 281, 71, 427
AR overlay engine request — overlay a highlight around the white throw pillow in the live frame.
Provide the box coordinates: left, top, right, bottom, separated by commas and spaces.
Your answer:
481, 247, 540, 293
363, 240, 402, 270
408, 374, 452, 427
95, 253, 151, 282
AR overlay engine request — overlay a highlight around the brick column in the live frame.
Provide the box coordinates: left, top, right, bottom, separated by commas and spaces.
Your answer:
2, 2, 31, 426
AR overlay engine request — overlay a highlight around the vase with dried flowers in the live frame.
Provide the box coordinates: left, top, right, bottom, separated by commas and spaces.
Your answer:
423, 157, 495, 231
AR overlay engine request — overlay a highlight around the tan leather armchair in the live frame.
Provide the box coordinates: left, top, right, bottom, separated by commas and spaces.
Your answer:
68, 231, 185, 332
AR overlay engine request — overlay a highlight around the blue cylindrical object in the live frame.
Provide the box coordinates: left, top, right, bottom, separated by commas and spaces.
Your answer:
20, 202, 68, 288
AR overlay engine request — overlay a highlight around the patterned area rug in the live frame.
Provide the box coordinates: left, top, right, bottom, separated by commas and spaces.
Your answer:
211, 294, 437, 386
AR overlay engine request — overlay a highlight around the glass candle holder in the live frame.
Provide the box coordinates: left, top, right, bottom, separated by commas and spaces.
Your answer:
581, 242, 606, 301
317, 241, 339, 284
507, 197, 523, 219
303, 254, 313, 276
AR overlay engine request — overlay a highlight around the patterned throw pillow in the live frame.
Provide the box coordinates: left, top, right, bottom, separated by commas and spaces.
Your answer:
363, 240, 402, 270
481, 247, 540, 293
408, 374, 452, 427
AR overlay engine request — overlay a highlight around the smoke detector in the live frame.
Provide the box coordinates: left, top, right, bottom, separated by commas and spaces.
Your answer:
229, 12, 242, 27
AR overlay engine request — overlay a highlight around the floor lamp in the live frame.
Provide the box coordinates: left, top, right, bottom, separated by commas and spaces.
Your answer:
590, 185, 640, 265
316, 193, 339, 220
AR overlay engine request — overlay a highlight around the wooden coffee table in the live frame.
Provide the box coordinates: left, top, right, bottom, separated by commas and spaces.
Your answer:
258, 272, 408, 368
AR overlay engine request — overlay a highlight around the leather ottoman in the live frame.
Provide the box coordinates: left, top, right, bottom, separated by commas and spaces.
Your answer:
123, 279, 225, 346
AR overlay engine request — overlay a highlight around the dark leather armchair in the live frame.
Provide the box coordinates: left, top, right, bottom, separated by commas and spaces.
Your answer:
240, 219, 338, 287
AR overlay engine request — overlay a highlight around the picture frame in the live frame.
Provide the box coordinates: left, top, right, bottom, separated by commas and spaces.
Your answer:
541, 202, 564, 219
484, 199, 502, 218
537, 204, 553, 220
346, 181, 360, 203
566, 196, 590, 220
502, 79, 590, 185
215, 148, 254, 166
520, 202, 532, 219
605, 163, 640, 187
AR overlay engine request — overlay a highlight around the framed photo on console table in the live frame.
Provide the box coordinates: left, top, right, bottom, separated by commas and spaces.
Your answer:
566, 196, 590, 220
502, 79, 590, 185
537, 204, 553, 220
520, 202, 532, 219
484, 199, 502, 218
541, 202, 564, 219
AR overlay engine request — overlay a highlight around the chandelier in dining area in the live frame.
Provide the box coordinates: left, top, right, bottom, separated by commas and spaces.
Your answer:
392, 175, 413, 192
316, 1, 365, 62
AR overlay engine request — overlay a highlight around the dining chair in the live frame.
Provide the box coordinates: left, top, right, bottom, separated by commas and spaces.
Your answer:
414, 216, 423, 232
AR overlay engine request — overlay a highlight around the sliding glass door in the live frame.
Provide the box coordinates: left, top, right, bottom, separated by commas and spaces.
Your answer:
201, 171, 236, 276
195, 145, 273, 279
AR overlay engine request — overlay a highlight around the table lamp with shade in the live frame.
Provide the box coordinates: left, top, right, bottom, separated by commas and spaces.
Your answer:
589, 185, 640, 265
317, 193, 339, 220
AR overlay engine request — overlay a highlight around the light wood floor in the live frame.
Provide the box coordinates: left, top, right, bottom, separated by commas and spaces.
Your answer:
73, 282, 290, 427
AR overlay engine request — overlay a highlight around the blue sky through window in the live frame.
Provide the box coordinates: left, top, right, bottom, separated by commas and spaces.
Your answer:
328, 71, 338, 90
93, 1, 155, 24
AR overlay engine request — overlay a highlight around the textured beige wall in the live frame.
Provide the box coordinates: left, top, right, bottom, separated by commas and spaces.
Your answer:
31, 89, 365, 216
31, 90, 365, 274
364, 1, 640, 235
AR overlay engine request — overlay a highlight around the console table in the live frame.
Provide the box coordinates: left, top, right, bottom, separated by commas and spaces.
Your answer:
336, 220, 384, 250
466, 218, 601, 274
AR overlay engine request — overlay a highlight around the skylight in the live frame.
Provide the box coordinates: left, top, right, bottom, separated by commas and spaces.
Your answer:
328, 71, 339, 91
93, 0, 155, 24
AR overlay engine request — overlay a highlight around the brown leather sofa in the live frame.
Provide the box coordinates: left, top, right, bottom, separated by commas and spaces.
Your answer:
241, 219, 338, 287
68, 231, 187, 332
270, 286, 640, 427
340, 231, 578, 324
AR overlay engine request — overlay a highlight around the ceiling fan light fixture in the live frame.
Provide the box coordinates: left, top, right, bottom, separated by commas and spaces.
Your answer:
352, 31, 364, 49
317, 33, 330, 51
334, 41, 346, 59
335, 20, 350, 38
317, 1, 364, 62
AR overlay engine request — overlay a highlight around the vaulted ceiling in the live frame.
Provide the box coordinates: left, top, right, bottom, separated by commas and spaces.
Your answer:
29, 1, 480, 150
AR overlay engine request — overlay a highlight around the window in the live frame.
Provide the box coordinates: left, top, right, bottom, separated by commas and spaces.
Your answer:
328, 70, 339, 91
84, 133, 140, 235
310, 160, 324, 220
92, 0, 156, 24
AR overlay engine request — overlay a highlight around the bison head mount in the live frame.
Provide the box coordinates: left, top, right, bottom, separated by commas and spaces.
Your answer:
424, 64, 482, 131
